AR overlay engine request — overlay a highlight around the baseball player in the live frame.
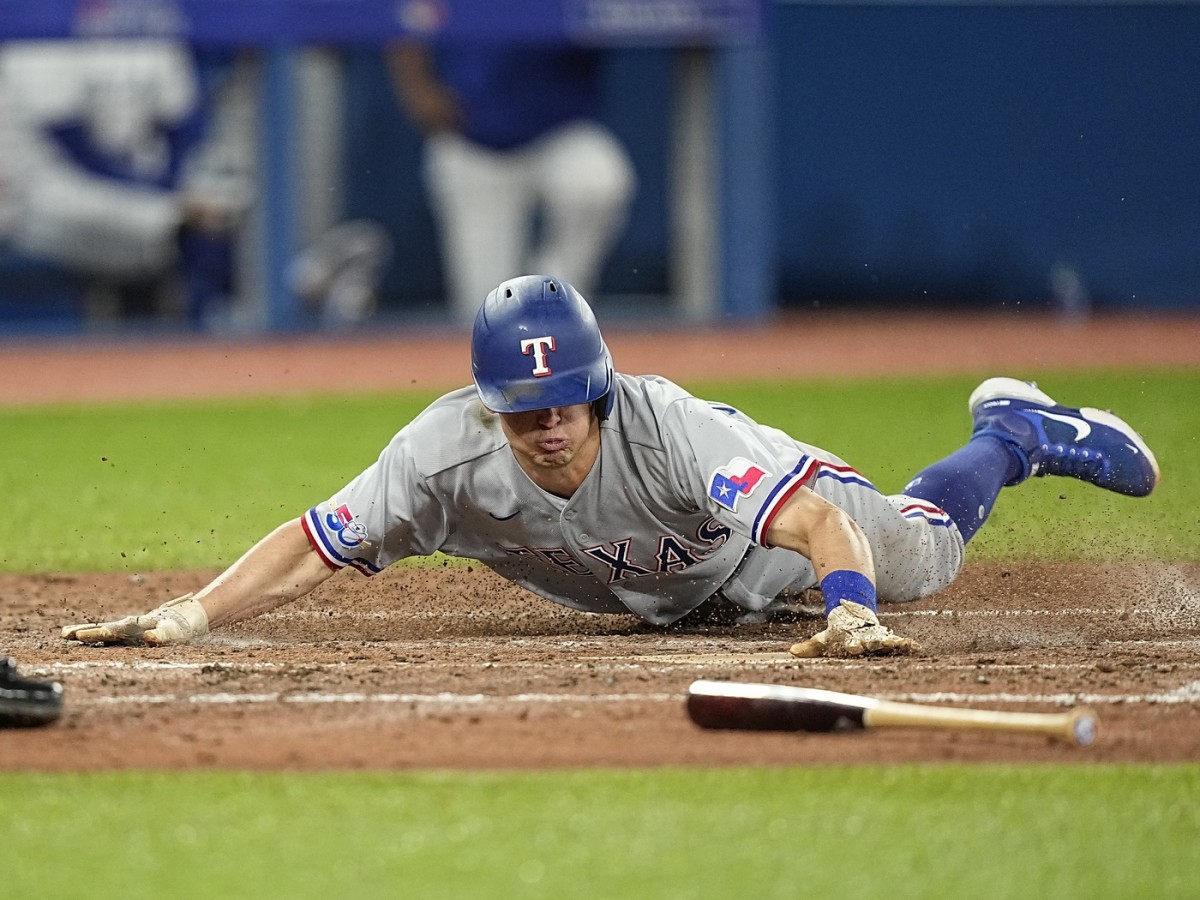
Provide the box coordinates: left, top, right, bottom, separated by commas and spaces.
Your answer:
63, 276, 1160, 657
387, 40, 636, 325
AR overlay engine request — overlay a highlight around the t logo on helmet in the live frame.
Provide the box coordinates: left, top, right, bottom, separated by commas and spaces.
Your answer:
520, 336, 557, 377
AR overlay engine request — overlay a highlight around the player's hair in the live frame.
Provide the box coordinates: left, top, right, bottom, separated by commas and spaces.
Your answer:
471, 275, 614, 418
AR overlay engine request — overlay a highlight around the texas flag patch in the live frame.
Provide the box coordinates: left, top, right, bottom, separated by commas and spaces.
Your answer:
709, 457, 771, 511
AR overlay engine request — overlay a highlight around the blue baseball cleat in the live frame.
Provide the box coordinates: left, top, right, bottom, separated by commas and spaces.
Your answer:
968, 377, 1161, 497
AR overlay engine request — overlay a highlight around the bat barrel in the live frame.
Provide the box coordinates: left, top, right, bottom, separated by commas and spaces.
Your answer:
686, 692, 866, 733
687, 680, 875, 733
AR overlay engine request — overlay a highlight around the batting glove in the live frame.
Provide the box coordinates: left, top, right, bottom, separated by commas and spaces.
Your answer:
61, 593, 209, 646
789, 600, 919, 659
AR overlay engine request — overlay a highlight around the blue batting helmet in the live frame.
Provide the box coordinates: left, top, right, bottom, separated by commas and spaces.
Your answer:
471, 275, 614, 416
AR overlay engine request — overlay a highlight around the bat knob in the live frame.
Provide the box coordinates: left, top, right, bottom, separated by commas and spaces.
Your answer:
1071, 709, 1099, 747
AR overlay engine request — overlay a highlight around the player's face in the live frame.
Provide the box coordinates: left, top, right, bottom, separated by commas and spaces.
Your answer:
499, 403, 599, 491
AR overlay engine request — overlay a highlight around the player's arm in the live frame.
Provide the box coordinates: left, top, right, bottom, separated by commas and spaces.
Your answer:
764, 486, 918, 658
62, 518, 334, 646
385, 40, 464, 135
193, 518, 334, 628
763, 484, 875, 587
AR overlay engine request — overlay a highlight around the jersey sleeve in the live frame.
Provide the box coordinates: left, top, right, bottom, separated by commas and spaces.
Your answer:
659, 398, 818, 546
301, 427, 449, 575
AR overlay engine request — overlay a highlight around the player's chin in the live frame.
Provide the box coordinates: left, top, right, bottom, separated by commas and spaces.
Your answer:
532, 447, 575, 467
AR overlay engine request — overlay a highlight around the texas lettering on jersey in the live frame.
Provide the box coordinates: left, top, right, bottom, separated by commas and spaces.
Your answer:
502, 517, 734, 584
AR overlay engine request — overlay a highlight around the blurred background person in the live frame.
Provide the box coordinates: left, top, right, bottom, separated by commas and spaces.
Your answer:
387, 38, 636, 325
0, 40, 254, 328
0, 41, 392, 331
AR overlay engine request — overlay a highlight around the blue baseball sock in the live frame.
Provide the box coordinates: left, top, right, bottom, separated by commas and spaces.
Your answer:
902, 436, 1023, 543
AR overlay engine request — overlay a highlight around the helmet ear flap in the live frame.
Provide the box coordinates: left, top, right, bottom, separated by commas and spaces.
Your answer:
593, 392, 613, 422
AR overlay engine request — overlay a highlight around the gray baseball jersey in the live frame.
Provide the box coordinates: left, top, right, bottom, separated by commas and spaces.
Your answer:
302, 374, 964, 625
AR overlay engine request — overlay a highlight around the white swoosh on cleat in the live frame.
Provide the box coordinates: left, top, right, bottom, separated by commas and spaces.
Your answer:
1032, 410, 1092, 440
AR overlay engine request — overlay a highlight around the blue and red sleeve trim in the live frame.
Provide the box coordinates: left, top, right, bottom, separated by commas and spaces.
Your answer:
301, 507, 382, 576
751, 457, 879, 545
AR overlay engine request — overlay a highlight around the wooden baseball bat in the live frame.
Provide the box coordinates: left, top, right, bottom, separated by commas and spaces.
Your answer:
686, 680, 1098, 746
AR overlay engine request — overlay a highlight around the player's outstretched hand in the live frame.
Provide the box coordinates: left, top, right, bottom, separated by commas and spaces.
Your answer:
789, 600, 919, 658
61, 593, 209, 646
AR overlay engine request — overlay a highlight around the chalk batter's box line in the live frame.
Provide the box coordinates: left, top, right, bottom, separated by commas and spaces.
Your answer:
69, 680, 1200, 709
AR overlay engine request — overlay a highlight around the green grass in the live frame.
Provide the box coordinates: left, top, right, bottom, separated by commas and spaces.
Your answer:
2, 368, 1195, 571
0, 393, 428, 571
4, 368, 1198, 899
2, 766, 1198, 900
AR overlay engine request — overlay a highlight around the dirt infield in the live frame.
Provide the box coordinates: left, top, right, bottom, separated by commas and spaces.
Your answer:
3, 308, 1200, 406
4, 562, 1200, 769
2, 309, 1199, 770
